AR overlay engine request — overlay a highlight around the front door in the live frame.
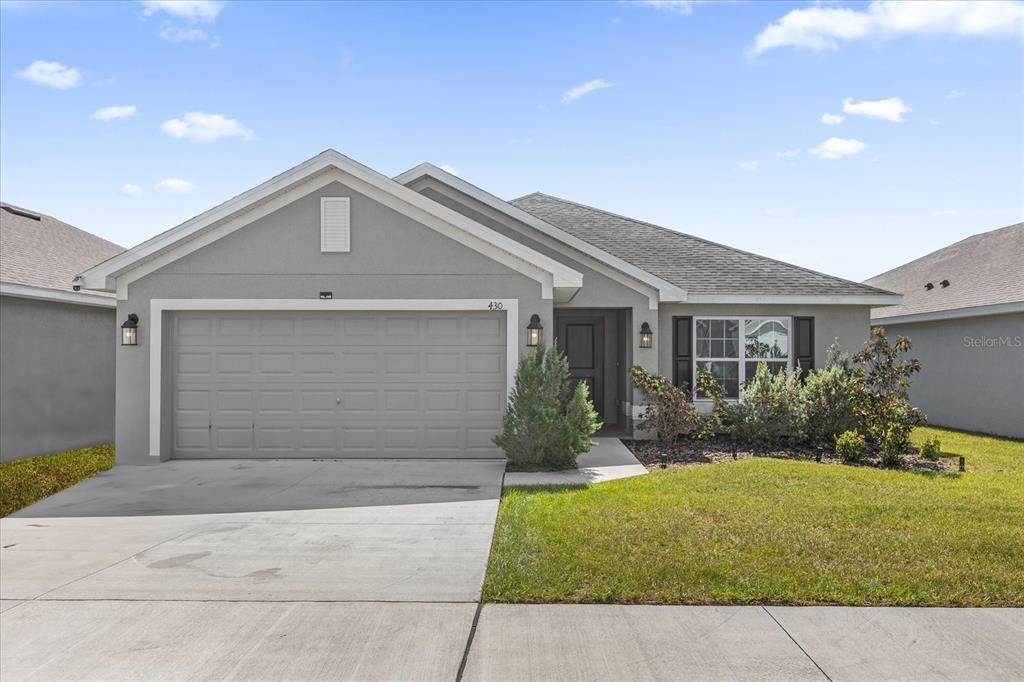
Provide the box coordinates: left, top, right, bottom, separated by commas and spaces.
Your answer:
556, 316, 605, 419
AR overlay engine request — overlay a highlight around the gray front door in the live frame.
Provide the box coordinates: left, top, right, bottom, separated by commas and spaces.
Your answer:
170, 310, 506, 459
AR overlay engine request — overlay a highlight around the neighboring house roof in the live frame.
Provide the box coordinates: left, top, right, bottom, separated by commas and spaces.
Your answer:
0, 203, 123, 307
511, 193, 898, 304
76, 150, 583, 300
864, 222, 1024, 324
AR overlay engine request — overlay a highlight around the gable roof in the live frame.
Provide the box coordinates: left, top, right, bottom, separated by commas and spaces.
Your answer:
76, 150, 583, 299
512, 193, 899, 304
394, 163, 687, 304
1, 203, 123, 307
864, 222, 1024, 323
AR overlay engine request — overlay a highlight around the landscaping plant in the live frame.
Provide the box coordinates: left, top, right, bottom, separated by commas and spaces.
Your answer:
834, 430, 867, 463
799, 342, 864, 448
730, 361, 804, 449
852, 327, 925, 459
495, 343, 601, 469
629, 365, 698, 442
694, 369, 732, 439
919, 435, 942, 460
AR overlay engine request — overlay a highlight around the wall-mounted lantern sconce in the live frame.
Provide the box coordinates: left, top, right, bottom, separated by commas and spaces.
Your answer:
526, 314, 543, 347
121, 313, 139, 346
639, 321, 653, 349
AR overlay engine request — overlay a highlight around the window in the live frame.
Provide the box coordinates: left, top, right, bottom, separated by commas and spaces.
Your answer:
695, 317, 791, 399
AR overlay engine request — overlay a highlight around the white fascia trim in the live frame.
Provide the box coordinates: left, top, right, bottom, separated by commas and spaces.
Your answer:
870, 301, 1024, 325
684, 293, 903, 306
77, 150, 582, 296
395, 163, 687, 306
147, 298, 519, 458
0, 281, 116, 308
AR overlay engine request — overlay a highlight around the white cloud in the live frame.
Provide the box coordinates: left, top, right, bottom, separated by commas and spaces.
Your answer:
140, 0, 224, 22
629, 1, 694, 15
945, 89, 967, 99
738, 160, 760, 172
161, 112, 254, 142
820, 113, 845, 125
121, 183, 144, 196
809, 137, 866, 160
92, 105, 137, 121
155, 178, 196, 194
160, 25, 209, 42
751, 1, 1024, 55
776, 148, 801, 158
439, 164, 460, 176
561, 79, 616, 104
15, 60, 81, 89
843, 97, 910, 122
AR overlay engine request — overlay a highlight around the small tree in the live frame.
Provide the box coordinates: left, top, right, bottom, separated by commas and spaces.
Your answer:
494, 343, 601, 469
629, 366, 698, 443
852, 327, 925, 457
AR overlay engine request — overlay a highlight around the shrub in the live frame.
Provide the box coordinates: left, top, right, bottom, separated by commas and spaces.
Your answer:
629, 366, 698, 443
694, 369, 733, 439
919, 436, 941, 460
834, 430, 866, 463
799, 343, 864, 447
730, 362, 804, 449
494, 343, 601, 469
853, 327, 925, 456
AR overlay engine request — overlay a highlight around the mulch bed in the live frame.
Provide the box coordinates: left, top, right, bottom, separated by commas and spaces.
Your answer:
622, 436, 958, 473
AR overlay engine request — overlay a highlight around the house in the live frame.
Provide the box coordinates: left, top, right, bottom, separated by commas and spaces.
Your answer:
75, 150, 900, 464
864, 223, 1024, 439
0, 203, 124, 461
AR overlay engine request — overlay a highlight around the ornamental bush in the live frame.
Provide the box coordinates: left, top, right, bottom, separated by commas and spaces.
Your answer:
730, 362, 804, 449
494, 343, 601, 469
799, 343, 865, 448
919, 436, 941, 460
834, 430, 866, 463
629, 365, 698, 443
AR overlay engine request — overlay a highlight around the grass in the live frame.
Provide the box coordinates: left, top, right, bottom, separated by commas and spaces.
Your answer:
0, 444, 115, 517
484, 427, 1024, 606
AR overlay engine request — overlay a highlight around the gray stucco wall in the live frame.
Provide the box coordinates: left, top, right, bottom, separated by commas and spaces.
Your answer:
879, 313, 1023, 439
1, 295, 116, 461
409, 179, 658, 420
116, 179, 549, 464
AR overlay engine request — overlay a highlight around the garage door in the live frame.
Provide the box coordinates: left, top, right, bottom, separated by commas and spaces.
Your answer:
170, 311, 506, 459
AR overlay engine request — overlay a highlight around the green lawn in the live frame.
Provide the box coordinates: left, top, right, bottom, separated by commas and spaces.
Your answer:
0, 444, 115, 517
484, 427, 1024, 606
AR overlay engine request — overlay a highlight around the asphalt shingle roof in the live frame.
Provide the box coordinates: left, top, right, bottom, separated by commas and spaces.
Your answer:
0, 203, 124, 294
864, 222, 1024, 319
510, 193, 893, 298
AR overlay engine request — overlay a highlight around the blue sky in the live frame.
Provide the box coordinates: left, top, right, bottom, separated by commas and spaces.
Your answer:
1, 0, 1021, 282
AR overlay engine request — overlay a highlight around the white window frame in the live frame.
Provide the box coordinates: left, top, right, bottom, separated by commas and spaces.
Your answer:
692, 316, 793, 402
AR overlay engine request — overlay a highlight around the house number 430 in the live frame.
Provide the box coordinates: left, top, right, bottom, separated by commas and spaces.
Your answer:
487, 301, 504, 310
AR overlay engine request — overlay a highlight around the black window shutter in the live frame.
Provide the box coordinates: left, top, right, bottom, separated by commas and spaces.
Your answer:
794, 316, 815, 377
673, 316, 693, 391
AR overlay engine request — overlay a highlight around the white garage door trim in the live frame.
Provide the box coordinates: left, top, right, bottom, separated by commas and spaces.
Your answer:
148, 298, 519, 458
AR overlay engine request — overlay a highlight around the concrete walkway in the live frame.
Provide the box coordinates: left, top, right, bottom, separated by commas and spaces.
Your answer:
0, 459, 504, 681
463, 605, 1024, 681
503, 438, 648, 486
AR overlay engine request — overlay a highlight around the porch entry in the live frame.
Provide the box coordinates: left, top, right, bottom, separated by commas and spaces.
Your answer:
555, 309, 627, 425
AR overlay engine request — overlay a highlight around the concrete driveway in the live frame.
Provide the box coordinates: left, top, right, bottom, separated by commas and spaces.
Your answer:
0, 458, 504, 680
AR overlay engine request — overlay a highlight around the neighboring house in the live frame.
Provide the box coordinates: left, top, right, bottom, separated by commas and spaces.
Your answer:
0, 203, 124, 461
75, 150, 899, 464
864, 223, 1024, 439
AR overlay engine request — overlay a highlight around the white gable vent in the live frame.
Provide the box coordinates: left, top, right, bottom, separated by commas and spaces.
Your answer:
320, 197, 350, 252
